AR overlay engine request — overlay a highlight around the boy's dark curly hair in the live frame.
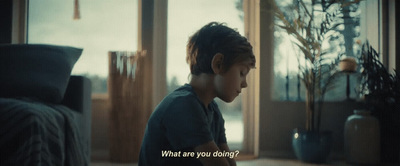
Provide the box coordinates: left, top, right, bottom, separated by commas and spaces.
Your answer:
186, 22, 255, 75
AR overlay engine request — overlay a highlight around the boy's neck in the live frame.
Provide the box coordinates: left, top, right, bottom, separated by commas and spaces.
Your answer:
189, 74, 216, 108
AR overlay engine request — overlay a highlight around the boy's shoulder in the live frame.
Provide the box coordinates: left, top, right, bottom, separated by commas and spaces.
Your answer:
163, 84, 220, 110
151, 84, 208, 121
169, 84, 194, 97
158, 84, 200, 109
166, 84, 196, 100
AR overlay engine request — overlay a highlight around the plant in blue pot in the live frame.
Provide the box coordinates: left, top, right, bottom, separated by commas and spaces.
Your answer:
272, 0, 360, 163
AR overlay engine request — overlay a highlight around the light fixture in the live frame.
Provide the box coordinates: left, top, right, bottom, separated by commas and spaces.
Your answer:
73, 0, 80, 20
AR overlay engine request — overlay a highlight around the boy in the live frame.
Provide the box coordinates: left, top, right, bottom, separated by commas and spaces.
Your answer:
139, 22, 256, 166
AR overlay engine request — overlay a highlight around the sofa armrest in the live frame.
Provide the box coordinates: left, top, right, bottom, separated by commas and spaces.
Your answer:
62, 76, 92, 113
62, 75, 92, 161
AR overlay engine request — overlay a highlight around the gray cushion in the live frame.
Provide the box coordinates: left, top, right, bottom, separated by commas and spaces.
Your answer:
0, 44, 82, 103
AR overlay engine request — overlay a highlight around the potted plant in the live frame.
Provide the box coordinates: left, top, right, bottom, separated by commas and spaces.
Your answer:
357, 42, 400, 163
272, 0, 359, 163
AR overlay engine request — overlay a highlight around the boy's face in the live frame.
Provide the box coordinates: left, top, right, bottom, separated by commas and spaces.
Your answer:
214, 59, 253, 103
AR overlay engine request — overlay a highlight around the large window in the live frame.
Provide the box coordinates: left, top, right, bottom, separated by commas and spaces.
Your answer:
28, 0, 138, 93
167, 0, 245, 150
272, 0, 362, 101
28, 0, 246, 150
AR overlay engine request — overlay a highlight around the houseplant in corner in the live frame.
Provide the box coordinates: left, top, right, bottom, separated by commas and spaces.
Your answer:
272, 0, 360, 163
357, 42, 400, 163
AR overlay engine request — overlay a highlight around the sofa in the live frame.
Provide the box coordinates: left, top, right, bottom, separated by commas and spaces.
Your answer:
0, 44, 91, 166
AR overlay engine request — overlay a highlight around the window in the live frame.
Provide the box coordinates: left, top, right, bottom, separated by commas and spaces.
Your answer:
272, 0, 362, 101
167, 0, 245, 150
28, 0, 138, 94
28, 0, 250, 151
257, 0, 397, 158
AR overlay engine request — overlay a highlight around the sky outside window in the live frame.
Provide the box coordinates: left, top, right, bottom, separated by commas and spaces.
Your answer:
28, 0, 138, 78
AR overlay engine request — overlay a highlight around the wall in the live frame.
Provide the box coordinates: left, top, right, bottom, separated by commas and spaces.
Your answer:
91, 95, 110, 160
396, 1, 400, 70
0, 0, 12, 43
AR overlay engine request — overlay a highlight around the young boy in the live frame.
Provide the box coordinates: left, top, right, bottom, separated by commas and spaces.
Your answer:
139, 22, 256, 166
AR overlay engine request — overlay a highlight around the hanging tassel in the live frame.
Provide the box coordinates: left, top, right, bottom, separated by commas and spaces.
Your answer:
73, 0, 80, 20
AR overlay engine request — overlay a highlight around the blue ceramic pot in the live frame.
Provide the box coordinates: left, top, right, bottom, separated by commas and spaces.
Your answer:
292, 128, 333, 163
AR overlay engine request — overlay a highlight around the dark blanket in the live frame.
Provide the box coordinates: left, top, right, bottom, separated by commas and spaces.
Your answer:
0, 98, 88, 166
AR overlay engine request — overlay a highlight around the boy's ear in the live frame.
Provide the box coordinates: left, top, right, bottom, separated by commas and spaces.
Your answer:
211, 53, 224, 74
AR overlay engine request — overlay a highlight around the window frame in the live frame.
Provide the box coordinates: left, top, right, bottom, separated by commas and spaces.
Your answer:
241, 0, 260, 157
11, 0, 26, 44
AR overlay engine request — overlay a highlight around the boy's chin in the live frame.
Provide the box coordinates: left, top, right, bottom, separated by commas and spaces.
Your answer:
220, 96, 236, 103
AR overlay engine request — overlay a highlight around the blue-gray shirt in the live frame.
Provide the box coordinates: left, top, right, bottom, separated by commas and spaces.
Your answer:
139, 84, 227, 166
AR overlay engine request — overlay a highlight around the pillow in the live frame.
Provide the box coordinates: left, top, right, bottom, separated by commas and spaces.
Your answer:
0, 44, 82, 103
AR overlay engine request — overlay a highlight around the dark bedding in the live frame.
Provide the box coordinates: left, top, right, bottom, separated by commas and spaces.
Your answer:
0, 98, 88, 166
